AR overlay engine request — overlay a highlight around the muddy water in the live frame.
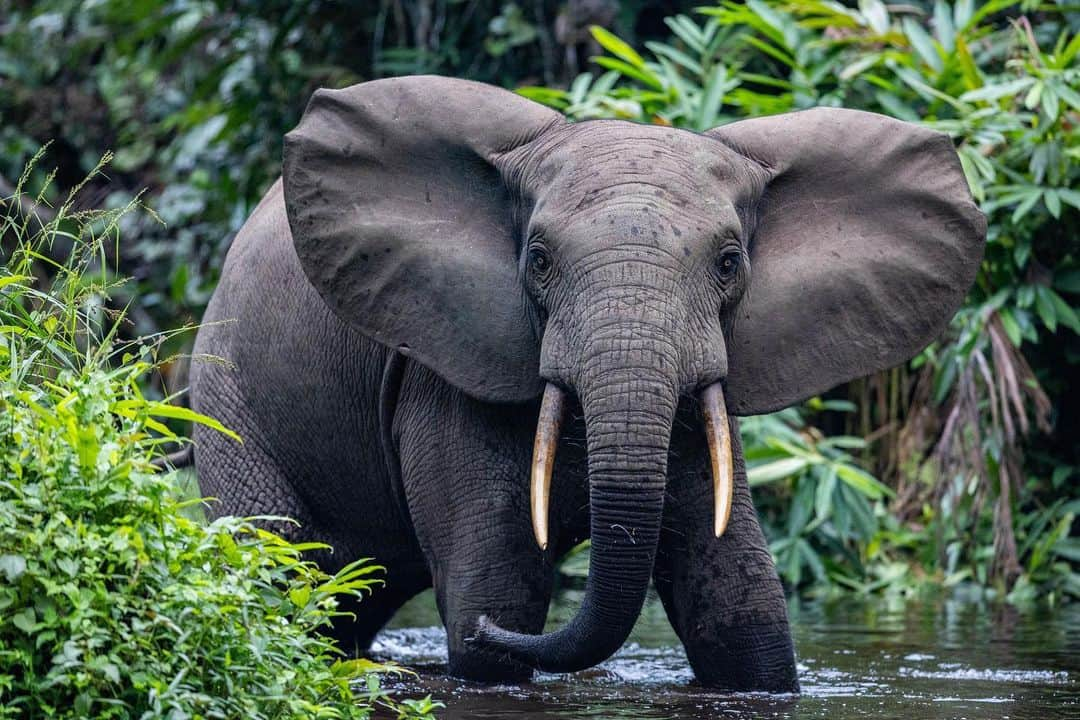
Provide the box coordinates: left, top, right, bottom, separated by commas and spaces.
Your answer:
373, 588, 1079, 719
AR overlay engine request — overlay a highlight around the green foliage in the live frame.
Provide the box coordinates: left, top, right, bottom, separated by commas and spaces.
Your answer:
0, 1, 700, 347
527, 1, 1079, 599
743, 402, 894, 589
1, 1, 360, 340
0, 159, 439, 718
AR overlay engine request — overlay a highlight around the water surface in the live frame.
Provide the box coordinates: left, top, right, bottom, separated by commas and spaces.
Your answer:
373, 588, 1078, 719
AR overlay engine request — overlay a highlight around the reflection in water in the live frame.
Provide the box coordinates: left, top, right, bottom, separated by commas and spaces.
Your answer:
373, 589, 1079, 719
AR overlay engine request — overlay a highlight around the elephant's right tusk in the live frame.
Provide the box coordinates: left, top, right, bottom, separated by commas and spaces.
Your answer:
700, 382, 734, 538
531, 383, 566, 550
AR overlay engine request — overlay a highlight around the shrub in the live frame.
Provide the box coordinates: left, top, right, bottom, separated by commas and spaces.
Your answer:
0, 156, 439, 718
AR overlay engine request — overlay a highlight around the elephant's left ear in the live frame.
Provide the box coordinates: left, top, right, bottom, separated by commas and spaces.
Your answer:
708, 108, 986, 416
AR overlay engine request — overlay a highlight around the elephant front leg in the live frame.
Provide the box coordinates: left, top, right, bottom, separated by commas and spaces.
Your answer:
395, 368, 556, 682
654, 415, 799, 692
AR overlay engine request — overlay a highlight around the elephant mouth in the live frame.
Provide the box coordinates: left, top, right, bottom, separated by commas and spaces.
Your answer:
529, 380, 734, 550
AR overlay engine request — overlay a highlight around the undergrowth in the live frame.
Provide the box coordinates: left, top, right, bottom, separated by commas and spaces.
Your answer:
0, 152, 440, 718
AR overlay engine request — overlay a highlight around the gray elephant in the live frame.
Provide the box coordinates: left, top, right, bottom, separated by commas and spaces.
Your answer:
189, 76, 984, 691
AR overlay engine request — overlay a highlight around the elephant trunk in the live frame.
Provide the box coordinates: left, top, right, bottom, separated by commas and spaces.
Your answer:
476, 337, 679, 672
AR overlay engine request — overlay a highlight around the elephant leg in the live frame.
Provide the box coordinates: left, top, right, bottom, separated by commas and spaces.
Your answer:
395, 366, 556, 682
653, 414, 799, 692
193, 408, 423, 657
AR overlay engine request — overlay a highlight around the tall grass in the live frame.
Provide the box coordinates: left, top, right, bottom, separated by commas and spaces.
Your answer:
0, 153, 440, 718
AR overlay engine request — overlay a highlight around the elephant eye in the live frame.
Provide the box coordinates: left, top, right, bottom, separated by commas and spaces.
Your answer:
528, 245, 553, 282
718, 251, 740, 279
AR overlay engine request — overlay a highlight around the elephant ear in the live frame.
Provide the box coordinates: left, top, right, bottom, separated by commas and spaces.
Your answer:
283, 76, 562, 402
708, 108, 986, 415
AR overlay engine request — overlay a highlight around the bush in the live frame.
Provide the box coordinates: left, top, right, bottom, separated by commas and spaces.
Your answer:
0, 157, 439, 719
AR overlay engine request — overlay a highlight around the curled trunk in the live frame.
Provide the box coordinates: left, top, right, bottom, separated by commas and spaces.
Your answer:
477, 364, 678, 672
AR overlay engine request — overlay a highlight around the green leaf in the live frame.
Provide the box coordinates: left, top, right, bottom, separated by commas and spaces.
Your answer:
645, 41, 703, 76
515, 86, 568, 109
1048, 290, 1080, 333
748, 457, 810, 485
904, 19, 943, 73
874, 90, 920, 121
1044, 189, 1062, 219
1061, 30, 1080, 66
893, 67, 967, 110
0, 554, 26, 582
835, 462, 893, 499
590, 25, 646, 69
815, 466, 838, 522
0, 275, 31, 291
746, 0, 801, 49
591, 56, 664, 91
799, 538, 827, 582
1024, 80, 1043, 110
954, 0, 974, 29
1057, 83, 1080, 113
839, 482, 878, 538
999, 307, 1023, 345
665, 15, 706, 52
1054, 538, 1080, 563
1058, 189, 1080, 211
697, 64, 733, 131
959, 78, 1035, 103
741, 34, 797, 69
1033, 285, 1058, 331
840, 52, 883, 81
1040, 84, 1060, 121
13, 607, 35, 633
289, 585, 311, 608
143, 401, 243, 443
859, 0, 891, 35
932, 0, 955, 52
1011, 188, 1042, 224
787, 476, 815, 534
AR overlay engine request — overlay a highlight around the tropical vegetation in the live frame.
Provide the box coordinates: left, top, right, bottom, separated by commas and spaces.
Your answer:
0, 0, 1075, 621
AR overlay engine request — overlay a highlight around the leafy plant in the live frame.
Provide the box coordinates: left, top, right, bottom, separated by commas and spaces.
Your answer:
743, 401, 894, 589
0, 156, 440, 718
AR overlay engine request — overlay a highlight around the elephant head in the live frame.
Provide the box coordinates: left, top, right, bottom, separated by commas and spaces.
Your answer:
282, 76, 985, 674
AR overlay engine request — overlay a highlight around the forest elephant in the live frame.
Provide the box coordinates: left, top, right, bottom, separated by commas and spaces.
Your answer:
189, 75, 985, 691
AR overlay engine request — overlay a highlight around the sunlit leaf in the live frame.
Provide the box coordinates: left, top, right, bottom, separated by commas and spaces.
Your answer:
859, 0, 891, 35
748, 457, 810, 485
903, 18, 943, 73
590, 25, 647, 69
835, 462, 893, 499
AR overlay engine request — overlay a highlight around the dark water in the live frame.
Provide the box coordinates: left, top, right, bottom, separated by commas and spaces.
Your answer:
373, 588, 1079, 719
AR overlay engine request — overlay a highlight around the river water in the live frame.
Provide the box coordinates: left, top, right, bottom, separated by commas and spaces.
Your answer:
372, 587, 1078, 719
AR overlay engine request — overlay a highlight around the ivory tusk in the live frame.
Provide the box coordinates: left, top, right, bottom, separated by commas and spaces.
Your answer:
701, 382, 734, 538
531, 383, 566, 550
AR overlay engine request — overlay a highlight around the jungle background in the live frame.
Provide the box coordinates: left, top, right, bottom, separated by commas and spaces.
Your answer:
1, 0, 1078, 661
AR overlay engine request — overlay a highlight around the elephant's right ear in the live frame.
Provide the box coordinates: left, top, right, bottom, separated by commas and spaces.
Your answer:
283, 76, 563, 402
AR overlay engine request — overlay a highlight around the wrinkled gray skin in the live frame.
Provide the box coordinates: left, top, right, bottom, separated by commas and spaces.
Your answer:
191, 76, 985, 691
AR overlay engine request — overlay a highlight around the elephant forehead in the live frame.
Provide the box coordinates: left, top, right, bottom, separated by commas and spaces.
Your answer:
519, 120, 751, 220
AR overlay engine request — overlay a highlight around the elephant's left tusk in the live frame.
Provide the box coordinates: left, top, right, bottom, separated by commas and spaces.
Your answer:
531, 383, 566, 550
701, 382, 734, 538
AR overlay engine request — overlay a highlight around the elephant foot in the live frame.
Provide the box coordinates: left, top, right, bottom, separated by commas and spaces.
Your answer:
685, 622, 800, 693
450, 628, 535, 683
